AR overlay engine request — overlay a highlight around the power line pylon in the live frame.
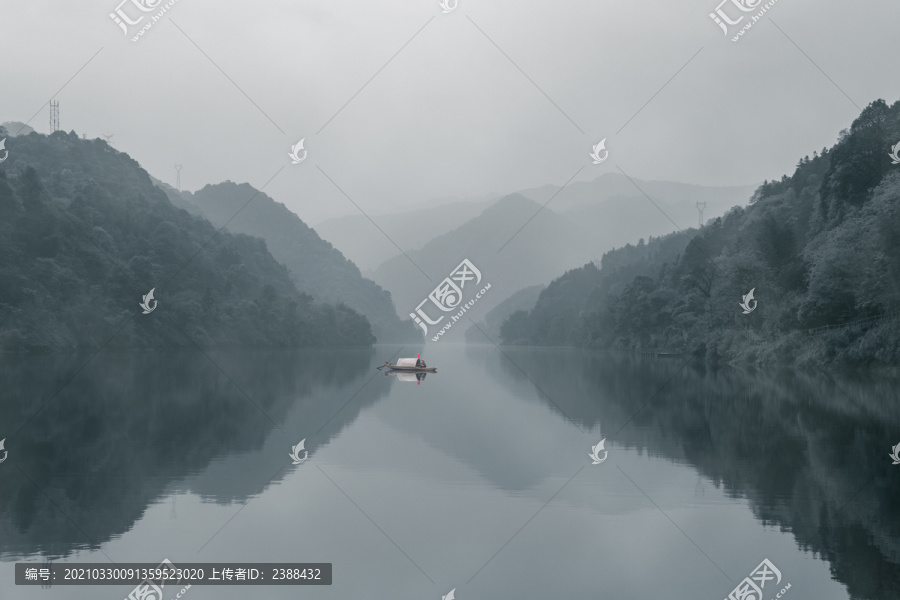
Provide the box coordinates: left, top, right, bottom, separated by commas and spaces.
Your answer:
50, 101, 59, 132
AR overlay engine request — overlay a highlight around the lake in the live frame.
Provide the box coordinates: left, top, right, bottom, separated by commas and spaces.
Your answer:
2, 345, 900, 599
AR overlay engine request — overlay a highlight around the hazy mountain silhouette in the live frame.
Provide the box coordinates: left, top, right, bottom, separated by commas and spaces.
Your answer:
316, 176, 756, 276
369, 194, 596, 330
518, 172, 756, 213
361, 177, 757, 326
314, 199, 493, 273
157, 181, 421, 343
1, 122, 35, 137
516, 173, 758, 252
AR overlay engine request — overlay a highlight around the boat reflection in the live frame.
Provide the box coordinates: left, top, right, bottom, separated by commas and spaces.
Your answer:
385, 370, 430, 385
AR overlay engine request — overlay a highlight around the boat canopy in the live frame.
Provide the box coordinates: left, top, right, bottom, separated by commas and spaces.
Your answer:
396, 358, 426, 368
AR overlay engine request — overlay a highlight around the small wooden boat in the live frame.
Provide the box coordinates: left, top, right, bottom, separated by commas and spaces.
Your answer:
380, 357, 437, 373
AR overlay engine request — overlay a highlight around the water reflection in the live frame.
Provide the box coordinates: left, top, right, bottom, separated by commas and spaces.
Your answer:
0, 348, 378, 559
1, 346, 899, 599
384, 371, 431, 384
475, 347, 900, 600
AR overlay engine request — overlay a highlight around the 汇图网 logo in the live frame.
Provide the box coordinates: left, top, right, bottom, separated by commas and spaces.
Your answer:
739, 288, 757, 314
125, 558, 190, 600
438, 0, 458, 13
724, 558, 790, 600
289, 139, 307, 164
410, 259, 491, 341
110, 0, 181, 42
889, 141, 900, 165
709, 0, 780, 42
140, 288, 157, 314
589, 439, 608, 464
289, 439, 308, 465
589, 139, 608, 164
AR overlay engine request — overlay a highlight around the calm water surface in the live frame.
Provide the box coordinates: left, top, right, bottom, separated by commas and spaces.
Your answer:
2, 345, 900, 599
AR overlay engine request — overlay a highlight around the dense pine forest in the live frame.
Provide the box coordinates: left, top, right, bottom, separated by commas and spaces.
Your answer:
500, 99, 900, 367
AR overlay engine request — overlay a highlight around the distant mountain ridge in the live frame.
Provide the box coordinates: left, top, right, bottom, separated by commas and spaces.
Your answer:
314, 199, 493, 273
516, 173, 757, 213
316, 175, 757, 276
369, 193, 597, 333
1, 121, 35, 136
367, 175, 756, 333
519, 173, 758, 253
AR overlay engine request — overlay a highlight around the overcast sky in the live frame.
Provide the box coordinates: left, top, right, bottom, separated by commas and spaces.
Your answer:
2, 0, 898, 225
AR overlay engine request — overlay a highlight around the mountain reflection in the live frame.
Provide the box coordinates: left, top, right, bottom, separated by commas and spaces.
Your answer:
479, 347, 900, 600
0, 348, 379, 559
3, 346, 900, 599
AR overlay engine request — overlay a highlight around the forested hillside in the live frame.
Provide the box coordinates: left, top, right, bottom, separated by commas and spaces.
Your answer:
500, 99, 900, 367
160, 181, 420, 343
465, 284, 544, 343
0, 128, 374, 351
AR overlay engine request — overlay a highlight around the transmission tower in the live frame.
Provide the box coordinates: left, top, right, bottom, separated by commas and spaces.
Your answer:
696, 201, 707, 228
102, 134, 115, 145
50, 100, 59, 132
175, 164, 183, 191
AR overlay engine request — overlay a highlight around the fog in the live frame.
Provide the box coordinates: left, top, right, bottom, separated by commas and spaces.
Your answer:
2, 0, 898, 225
